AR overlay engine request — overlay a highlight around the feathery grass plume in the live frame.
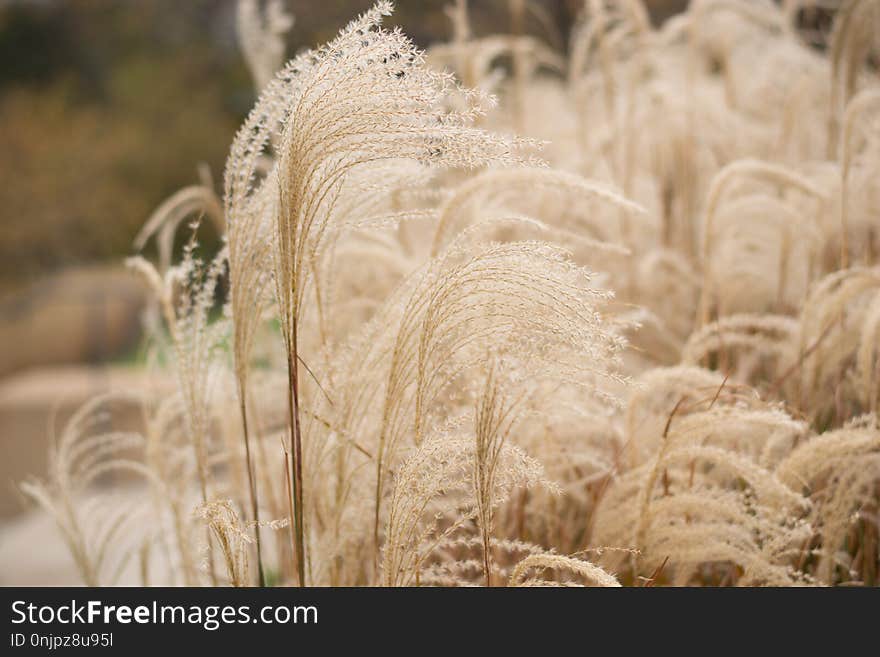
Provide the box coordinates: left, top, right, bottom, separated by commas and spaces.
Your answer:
595, 394, 813, 585
428, 32, 565, 96
380, 427, 478, 586
197, 500, 252, 587
688, 0, 789, 108
414, 536, 545, 587
839, 87, 880, 268
139, 243, 227, 513
133, 180, 224, 276
633, 250, 700, 343
568, 0, 650, 102
472, 366, 514, 586
697, 159, 830, 327
681, 314, 800, 383
312, 216, 627, 580
303, 162, 442, 360
428, 18, 565, 134
382, 419, 548, 586
623, 366, 726, 468
237, 0, 294, 92
601, 378, 811, 563
431, 0, 565, 97
321, 207, 427, 311
795, 267, 880, 423
469, 361, 572, 585
777, 415, 880, 584
635, 487, 814, 585
639, 100, 712, 258
509, 552, 620, 587
498, 394, 621, 552
827, 0, 880, 157
128, 233, 229, 585
226, 1, 530, 585
675, 404, 810, 469
707, 195, 822, 316
567, 0, 658, 208
623, 308, 685, 368
367, 235, 627, 560
130, 167, 225, 365
429, 167, 645, 257
20, 394, 155, 585
139, 393, 205, 585
223, 174, 275, 587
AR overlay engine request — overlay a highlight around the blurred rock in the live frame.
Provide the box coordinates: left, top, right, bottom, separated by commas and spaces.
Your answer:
0, 265, 148, 377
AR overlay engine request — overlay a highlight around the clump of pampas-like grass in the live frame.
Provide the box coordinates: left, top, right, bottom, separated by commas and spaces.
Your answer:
19, 0, 880, 587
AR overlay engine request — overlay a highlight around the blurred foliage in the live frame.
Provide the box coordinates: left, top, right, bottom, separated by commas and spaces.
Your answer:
0, 0, 249, 293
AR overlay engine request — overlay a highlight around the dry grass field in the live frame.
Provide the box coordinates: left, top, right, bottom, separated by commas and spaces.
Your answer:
4, 0, 880, 587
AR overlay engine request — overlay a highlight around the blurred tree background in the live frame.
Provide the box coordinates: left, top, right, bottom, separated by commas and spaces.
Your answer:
0, 0, 688, 296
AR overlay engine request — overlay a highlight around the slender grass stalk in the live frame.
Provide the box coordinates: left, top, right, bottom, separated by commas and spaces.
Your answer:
237, 393, 265, 586
286, 345, 306, 587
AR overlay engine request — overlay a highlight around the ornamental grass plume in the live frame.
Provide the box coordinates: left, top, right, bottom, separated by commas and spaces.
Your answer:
224, 1, 530, 585
509, 552, 621, 587
20, 394, 154, 586
325, 226, 628, 577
